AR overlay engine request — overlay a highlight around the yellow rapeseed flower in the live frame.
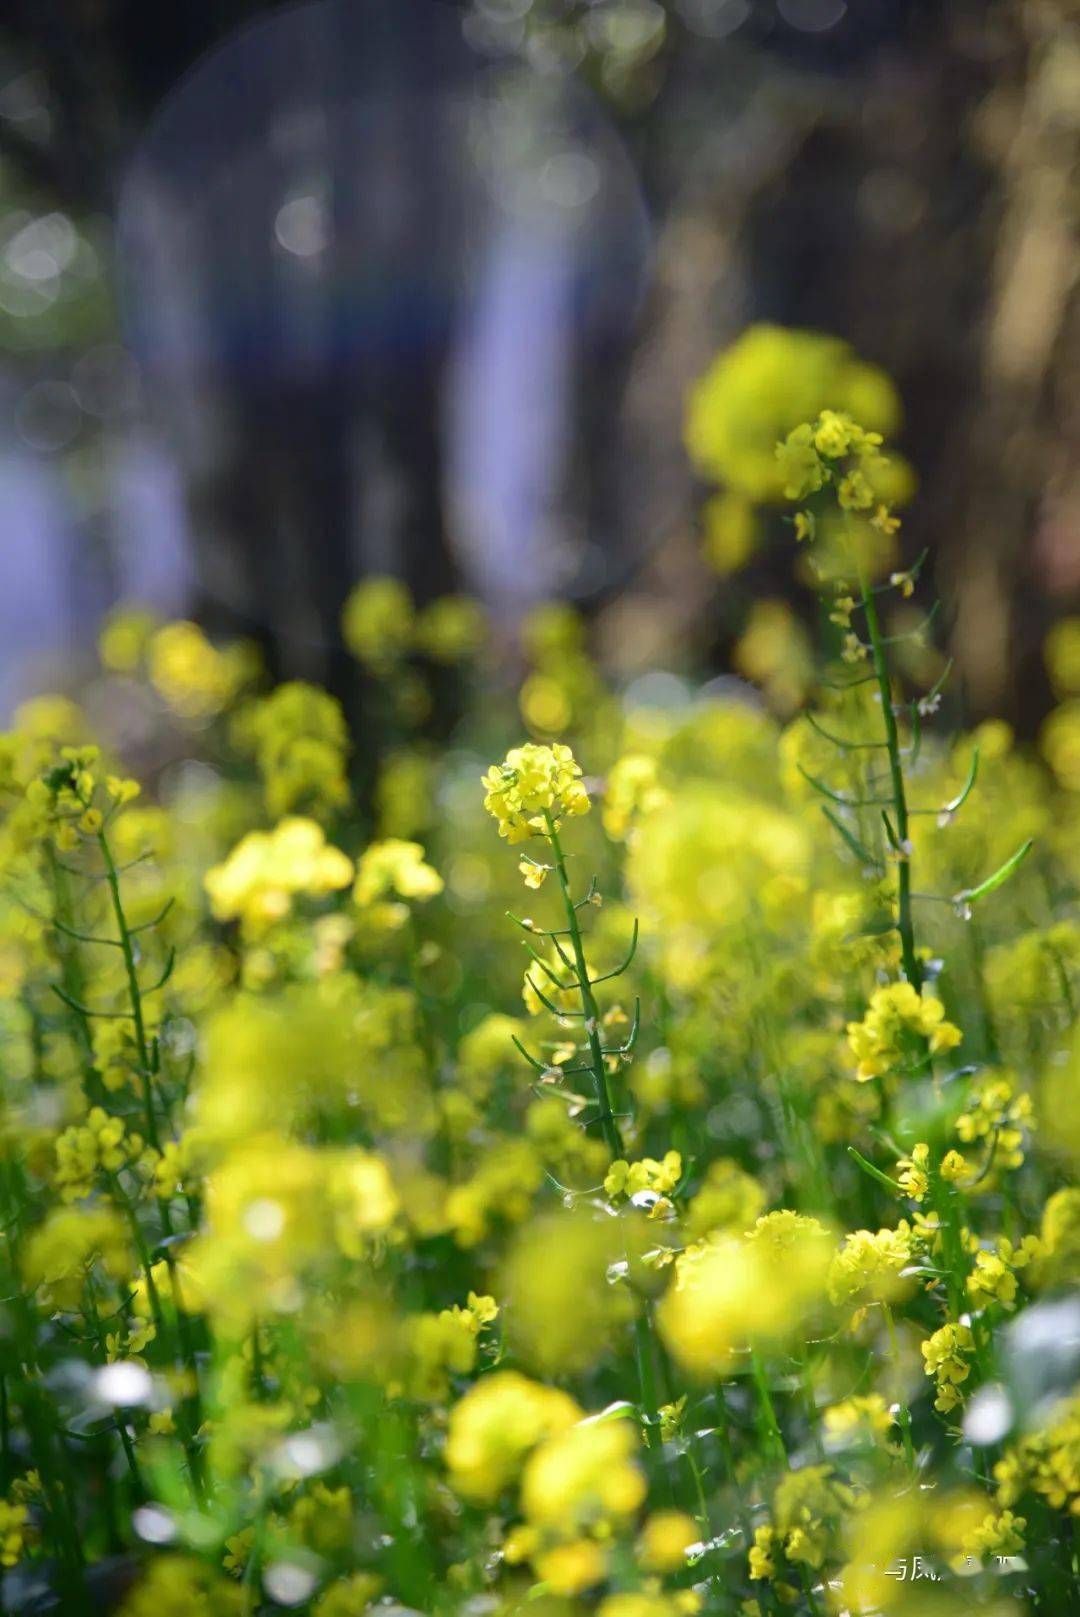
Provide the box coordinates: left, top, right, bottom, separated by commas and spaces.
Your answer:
204, 818, 353, 934
352, 839, 443, 907
846, 981, 962, 1082
482, 742, 589, 844
445, 1371, 582, 1501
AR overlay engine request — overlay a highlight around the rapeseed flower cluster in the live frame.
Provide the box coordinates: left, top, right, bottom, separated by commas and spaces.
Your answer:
846, 981, 963, 1082
921, 1322, 977, 1413
233, 681, 351, 819
482, 741, 590, 843
205, 816, 354, 934
995, 1394, 1080, 1516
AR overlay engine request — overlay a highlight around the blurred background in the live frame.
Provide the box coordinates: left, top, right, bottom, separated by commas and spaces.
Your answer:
0, 0, 1078, 731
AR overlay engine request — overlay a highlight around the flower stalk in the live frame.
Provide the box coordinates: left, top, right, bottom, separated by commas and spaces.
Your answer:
855, 560, 920, 990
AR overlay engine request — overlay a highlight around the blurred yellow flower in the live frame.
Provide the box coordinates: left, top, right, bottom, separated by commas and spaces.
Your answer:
352, 838, 443, 907
847, 981, 961, 1082
342, 576, 414, 667
660, 1213, 833, 1376
414, 595, 486, 663
149, 621, 255, 720
205, 818, 353, 935
684, 325, 900, 503
445, 1371, 582, 1501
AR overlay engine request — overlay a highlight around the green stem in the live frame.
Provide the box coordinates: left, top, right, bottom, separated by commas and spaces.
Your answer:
97, 828, 205, 1492
84, 1273, 144, 1495
542, 812, 622, 1158
96, 830, 158, 1150
654, 1339, 711, 1529
0, 1376, 8, 1493
715, 1380, 756, 1555
0, 1165, 83, 1587
632, 1307, 670, 1469
747, 1353, 824, 1617
713, 1381, 739, 1485
22, 1389, 85, 1591
966, 918, 1001, 1063
240, 1485, 270, 1617
45, 845, 99, 1087
1049, 941, 1077, 1025
684, 1443, 711, 1535
542, 811, 674, 1470
857, 565, 920, 989
750, 1350, 787, 1472
927, 1169, 966, 1317
799, 1352, 828, 1464
882, 1303, 916, 1473
114, 1183, 204, 1499
251, 1321, 266, 1400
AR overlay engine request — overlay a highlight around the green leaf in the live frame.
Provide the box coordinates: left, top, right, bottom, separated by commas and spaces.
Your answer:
579, 1400, 638, 1426
847, 1145, 903, 1194
954, 838, 1034, 909
822, 805, 880, 867
844, 913, 897, 941
942, 744, 980, 816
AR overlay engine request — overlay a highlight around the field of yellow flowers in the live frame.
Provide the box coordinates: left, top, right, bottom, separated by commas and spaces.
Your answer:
2, 361, 1080, 1615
